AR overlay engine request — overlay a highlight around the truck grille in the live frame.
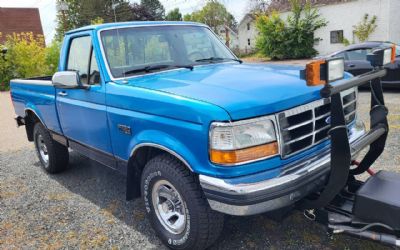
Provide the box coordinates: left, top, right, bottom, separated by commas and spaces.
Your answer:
277, 88, 357, 158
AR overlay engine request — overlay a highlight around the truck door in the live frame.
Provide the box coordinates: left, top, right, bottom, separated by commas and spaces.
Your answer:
56, 33, 115, 168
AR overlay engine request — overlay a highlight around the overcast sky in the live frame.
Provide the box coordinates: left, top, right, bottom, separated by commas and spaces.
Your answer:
0, 0, 249, 44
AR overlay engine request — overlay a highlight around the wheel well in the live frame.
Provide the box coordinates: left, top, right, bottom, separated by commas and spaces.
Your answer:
24, 110, 40, 141
126, 145, 191, 200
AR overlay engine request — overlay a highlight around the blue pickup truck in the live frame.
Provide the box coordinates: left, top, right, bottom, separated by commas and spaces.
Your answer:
10, 21, 400, 249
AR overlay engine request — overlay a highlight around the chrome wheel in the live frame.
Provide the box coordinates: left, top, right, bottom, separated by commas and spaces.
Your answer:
37, 134, 49, 166
151, 179, 187, 234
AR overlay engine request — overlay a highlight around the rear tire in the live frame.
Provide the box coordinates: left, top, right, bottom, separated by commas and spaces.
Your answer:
141, 154, 224, 250
33, 122, 69, 173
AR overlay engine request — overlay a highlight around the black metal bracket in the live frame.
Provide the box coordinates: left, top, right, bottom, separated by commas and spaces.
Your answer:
300, 67, 389, 209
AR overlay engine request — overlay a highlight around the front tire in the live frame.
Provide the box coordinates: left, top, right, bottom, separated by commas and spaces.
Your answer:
33, 122, 69, 173
141, 154, 224, 249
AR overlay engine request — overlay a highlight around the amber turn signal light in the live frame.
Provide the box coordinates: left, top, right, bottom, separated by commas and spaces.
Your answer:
210, 142, 279, 165
391, 44, 396, 64
305, 60, 326, 86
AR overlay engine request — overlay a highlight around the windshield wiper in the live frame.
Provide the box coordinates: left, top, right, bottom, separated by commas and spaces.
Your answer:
195, 57, 243, 64
123, 64, 193, 76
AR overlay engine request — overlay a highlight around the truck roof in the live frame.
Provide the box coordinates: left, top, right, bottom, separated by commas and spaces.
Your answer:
66, 21, 206, 34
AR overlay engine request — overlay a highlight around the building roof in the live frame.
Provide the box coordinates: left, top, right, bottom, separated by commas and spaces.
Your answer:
239, 14, 256, 27
0, 7, 44, 44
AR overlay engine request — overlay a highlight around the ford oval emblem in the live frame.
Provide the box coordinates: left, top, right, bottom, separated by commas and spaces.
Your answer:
325, 116, 331, 124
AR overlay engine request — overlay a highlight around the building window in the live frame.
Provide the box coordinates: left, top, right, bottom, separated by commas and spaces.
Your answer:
247, 23, 250, 30
330, 30, 344, 44
247, 39, 251, 46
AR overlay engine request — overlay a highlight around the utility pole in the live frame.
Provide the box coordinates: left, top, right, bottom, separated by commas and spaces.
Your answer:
56, 1, 69, 36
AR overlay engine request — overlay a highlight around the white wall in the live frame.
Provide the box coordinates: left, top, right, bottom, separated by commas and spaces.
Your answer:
281, 0, 393, 55
238, 15, 258, 54
389, 0, 400, 44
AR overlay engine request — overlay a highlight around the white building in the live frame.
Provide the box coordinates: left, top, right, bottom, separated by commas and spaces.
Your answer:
239, 0, 400, 56
215, 25, 239, 51
238, 14, 258, 54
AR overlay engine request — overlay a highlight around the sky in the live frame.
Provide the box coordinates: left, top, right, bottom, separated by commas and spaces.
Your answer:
0, 0, 249, 44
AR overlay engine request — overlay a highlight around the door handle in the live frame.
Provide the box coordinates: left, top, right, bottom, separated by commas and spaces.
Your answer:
348, 64, 356, 68
58, 91, 68, 97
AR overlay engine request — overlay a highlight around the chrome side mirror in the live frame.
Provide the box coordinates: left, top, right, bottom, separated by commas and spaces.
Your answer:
52, 71, 88, 89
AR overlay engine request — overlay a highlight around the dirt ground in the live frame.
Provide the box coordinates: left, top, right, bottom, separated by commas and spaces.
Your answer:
0, 91, 31, 152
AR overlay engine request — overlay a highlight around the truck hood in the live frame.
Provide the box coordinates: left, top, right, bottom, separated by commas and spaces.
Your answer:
121, 63, 342, 120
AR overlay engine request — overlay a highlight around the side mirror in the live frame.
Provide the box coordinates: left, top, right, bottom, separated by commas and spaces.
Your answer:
52, 71, 88, 89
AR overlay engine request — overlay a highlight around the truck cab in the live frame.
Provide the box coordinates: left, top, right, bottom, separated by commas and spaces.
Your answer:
10, 22, 398, 249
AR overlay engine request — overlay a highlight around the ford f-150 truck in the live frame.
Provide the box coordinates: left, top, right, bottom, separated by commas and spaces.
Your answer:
10, 21, 400, 249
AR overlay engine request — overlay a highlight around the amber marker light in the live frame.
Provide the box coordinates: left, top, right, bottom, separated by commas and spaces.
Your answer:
210, 142, 279, 165
305, 60, 326, 86
391, 44, 396, 64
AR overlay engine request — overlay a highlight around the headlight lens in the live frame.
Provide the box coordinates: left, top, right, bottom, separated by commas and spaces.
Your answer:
327, 58, 344, 82
210, 117, 278, 165
383, 47, 392, 65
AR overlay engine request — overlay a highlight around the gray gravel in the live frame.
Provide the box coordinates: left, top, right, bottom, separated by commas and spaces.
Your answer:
1, 90, 398, 249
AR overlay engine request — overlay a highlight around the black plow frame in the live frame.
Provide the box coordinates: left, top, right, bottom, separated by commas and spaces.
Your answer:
299, 68, 400, 246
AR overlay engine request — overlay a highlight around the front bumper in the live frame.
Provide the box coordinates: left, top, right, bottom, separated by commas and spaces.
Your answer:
199, 123, 365, 216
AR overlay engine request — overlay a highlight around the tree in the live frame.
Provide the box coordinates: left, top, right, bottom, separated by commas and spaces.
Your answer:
256, 0, 327, 59
184, 0, 236, 32
0, 33, 60, 91
55, 0, 132, 41
140, 0, 165, 21
165, 8, 182, 21
353, 14, 377, 42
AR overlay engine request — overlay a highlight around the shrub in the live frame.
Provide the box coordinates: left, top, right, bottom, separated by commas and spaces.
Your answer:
256, 0, 327, 59
0, 33, 61, 91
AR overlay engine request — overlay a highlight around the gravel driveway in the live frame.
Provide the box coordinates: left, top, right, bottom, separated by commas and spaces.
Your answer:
1, 90, 398, 249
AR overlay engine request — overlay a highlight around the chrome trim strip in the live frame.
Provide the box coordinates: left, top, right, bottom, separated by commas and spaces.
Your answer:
284, 119, 313, 131
130, 143, 193, 171
96, 23, 239, 81
12, 79, 52, 86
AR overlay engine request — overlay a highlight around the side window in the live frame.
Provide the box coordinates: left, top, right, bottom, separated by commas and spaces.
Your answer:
88, 50, 101, 85
67, 36, 92, 85
334, 52, 347, 60
346, 49, 369, 60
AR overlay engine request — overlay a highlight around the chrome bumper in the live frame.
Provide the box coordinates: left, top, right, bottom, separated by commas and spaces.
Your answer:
199, 122, 365, 216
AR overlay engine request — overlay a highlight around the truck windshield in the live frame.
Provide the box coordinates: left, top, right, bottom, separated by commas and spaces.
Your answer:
100, 25, 237, 78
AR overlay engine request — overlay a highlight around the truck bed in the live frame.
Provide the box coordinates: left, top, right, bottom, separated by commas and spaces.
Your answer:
10, 77, 62, 134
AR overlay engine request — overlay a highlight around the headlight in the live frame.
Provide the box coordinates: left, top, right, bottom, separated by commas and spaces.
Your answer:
327, 57, 344, 82
209, 117, 279, 165
367, 45, 396, 67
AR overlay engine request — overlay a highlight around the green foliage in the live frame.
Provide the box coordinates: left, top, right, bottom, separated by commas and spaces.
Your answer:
342, 37, 351, 46
353, 14, 377, 42
256, 0, 327, 59
184, 0, 237, 32
55, 0, 166, 41
0, 33, 61, 91
140, 0, 165, 20
91, 17, 104, 25
165, 8, 182, 21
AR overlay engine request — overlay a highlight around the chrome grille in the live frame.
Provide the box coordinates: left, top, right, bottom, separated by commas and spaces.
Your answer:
277, 88, 357, 158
